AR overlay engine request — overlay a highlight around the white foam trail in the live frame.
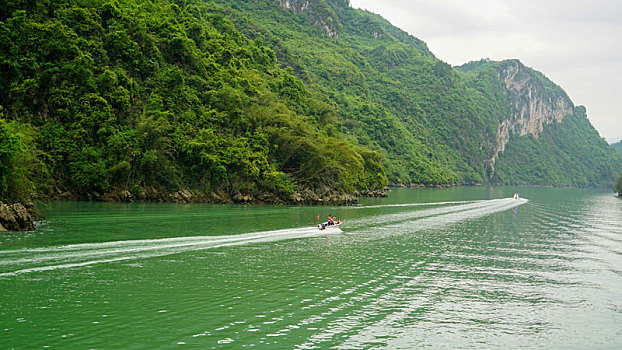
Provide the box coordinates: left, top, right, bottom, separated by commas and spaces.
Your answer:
367, 198, 528, 235
354, 199, 482, 209
0, 198, 527, 276
296, 198, 529, 349
348, 198, 520, 229
0, 227, 341, 276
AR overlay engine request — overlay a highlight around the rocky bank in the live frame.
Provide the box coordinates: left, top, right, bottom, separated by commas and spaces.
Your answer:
0, 202, 36, 231
0, 186, 387, 232
51, 185, 389, 206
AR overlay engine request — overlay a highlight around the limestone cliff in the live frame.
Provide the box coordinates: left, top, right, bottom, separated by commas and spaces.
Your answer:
486, 60, 575, 176
278, 0, 342, 38
229, 0, 621, 187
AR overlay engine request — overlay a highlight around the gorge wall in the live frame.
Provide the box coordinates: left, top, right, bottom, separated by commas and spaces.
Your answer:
486, 60, 575, 176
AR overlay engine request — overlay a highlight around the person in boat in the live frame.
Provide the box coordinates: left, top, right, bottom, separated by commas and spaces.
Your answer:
329, 216, 341, 225
318, 216, 341, 229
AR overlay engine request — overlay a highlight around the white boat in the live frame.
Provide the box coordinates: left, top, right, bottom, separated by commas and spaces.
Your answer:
318, 222, 341, 230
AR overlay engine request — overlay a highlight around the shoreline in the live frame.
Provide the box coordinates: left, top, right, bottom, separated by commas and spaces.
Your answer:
0, 187, 389, 232
0, 202, 37, 232
47, 186, 389, 206
3, 184, 615, 232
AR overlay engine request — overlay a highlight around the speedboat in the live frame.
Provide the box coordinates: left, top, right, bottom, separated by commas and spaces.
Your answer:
318, 222, 341, 230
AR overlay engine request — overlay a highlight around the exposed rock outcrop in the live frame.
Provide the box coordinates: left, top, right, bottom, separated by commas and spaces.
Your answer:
0, 202, 36, 231
487, 60, 575, 176
95, 185, 362, 205
279, 0, 341, 38
354, 189, 389, 197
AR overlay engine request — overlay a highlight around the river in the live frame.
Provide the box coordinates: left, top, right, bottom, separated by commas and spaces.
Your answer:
1, 187, 621, 349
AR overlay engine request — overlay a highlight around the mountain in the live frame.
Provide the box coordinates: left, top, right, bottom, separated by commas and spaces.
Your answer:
0, 0, 386, 204
613, 141, 622, 154
457, 59, 620, 187
1, 0, 620, 204
216, 0, 622, 187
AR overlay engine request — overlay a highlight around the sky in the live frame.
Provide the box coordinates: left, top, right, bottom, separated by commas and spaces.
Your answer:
349, 0, 622, 142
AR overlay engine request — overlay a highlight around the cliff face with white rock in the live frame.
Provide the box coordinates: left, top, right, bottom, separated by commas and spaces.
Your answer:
486, 59, 575, 175
455, 57, 620, 187
237, 0, 621, 187
279, 0, 342, 38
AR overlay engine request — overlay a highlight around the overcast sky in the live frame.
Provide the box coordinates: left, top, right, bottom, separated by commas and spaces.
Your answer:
349, 0, 622, 142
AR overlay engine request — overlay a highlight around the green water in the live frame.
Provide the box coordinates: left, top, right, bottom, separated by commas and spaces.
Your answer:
1, 187, 622, 349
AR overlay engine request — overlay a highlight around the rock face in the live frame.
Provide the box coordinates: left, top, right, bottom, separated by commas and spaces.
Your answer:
0, 202, 36, 231
354, 189, 389, 197
279, 0, 310, 13
487, 60, 575, 176
279, 0, 341, 38
98, 185, 363, 205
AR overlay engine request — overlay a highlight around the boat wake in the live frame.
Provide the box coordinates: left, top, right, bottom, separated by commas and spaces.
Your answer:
0, 198, 527, 276
349, 198, 526, 231
0, 227, 341, 277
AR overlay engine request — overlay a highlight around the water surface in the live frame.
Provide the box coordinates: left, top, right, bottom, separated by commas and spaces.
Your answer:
1, 187, 621, 348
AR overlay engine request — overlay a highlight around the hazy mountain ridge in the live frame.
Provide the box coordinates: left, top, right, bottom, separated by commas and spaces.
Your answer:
457, 58, 620, 186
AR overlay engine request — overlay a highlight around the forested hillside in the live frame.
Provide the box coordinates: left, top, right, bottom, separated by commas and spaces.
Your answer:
215, 0, 622, 188
0, 0, 386, 204
1, 0, 620, 205
457, 59, 621, 187
613, 141, 622, 194
217, 0, 491, 186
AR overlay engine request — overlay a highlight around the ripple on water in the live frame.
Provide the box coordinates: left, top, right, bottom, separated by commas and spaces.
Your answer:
3, 190, 622, 349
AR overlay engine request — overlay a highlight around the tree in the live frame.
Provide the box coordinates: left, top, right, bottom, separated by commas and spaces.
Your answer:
615, 175, 622, 195
0, 117, 45, 202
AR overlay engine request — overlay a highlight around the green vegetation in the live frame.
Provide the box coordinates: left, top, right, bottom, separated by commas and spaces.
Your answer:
215, 0, 621, 187
1, 0, 620, 203
492, 108, 621, 187
0, 115, 47, 202
615, 175, 622, 195
0, 0, 386, 202
613, 140, 622, 154
218, 0, 487, 186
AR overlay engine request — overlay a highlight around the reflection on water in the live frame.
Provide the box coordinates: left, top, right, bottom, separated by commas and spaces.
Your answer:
1, 187, 622, 349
